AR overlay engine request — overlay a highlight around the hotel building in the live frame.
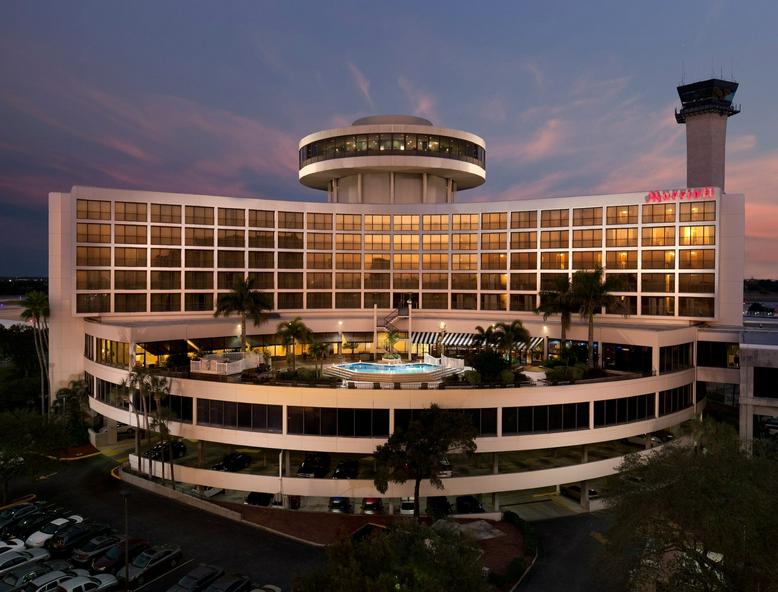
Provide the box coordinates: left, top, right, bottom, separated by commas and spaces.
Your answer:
48, 81, 778, 509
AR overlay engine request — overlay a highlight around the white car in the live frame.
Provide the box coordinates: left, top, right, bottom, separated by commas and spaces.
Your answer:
0, 539, 24, 555
399, 497, 415, 516
56, 575, 118, 592
25, 516, 83, 548
0, 549, 51, 576
22, 569, 90, 592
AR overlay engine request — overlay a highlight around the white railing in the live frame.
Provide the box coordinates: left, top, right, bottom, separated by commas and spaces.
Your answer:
424, 354, 465, 370
190, 352, 261, 375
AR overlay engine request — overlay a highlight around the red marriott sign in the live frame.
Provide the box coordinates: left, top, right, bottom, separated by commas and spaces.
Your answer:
644, 187, 715, 203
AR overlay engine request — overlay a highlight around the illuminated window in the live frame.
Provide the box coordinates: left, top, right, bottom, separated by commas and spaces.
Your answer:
572, 229, 602, 248
642, 204, 675, 223
607, 250, 638, 270
185, 206, 214, 225
422, 235, 449, 250
540, 230, 568, 248
422, 215, 449, 231
572, 207, 602, 226
307, 233, 332, 250
393, 215, 419, 231
452, 233, 478, 250
572, 251, 601, 269
679, 225, 715, 246
336, 214, 362, 231
481, 232, 507, 250
452, 214, 479, 230
642, 227, 675, 246
151, 204, 181, 224
679, 201, 716, 222
307, 212, 332, 230
422, 254, 448, 270
364, 215, 390, 230
116, 202, 147, 222
249, 209, 274, 228
511, 210, 537, 229
640, 250, 674, 270
678, 249, 715, 269
606, 228, 637, 247
76, 199, 111, 220
481, 253, 506, 270
453, 253, 478, 270
606, 205, 638, 225
511, 231, 536, 249
393, 235, 419, 251
77, 223, 111, 243
336, 253, 361, 269
540, 209, 569, 228
76, 246, 111, 267
540, 252, 568, 270
481, 212, 507, 230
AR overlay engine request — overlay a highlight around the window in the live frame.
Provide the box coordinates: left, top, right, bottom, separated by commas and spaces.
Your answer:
307, 272, 332, 289
150, 293, 180, 312
451, 273, 477, 289
659, 384, 693, 415
393, 254, 418, 270
641, 273, 674, 292
593, 394, 655, 427
420, 293, 446, 309
679, 225, 715, 246
641, 250, 674, 270
248, 271, 273, 289
572, 229, 602, 248
249, 209, 274, 228
336, 214, 361, 230
218, 229, 245, 248
278, 292, 303, 309
306, 212, 332, 230
678, 249, 715, 269
452, 233, 478, 250
363, 273, 388, 289
278, 232, 304, 249
393, 215, 419, 231
76, 294, 110, 313
510, 294, 536, 311
606, 228, 638, 247
422, 273, 448, 289
481, 273, 507, 290
185, 293, 213, 311
481, 233, 507, 250
481, 212, 507, 230
114, 293, 146, 313
511, 210, 537, 229
249, 251, 274, 268
642, 226, 675, 246
393, 273, 418, 289
218, 208, 244, 227
278, 272, 303, 289
659, 343, 692, 372
642, 296, 674, 316
114, 248, 147, 267
114, 270, 146, 290
365, 292, 390, 308
150, 248, 180, 267
606, 205, 638, 225
77, 270, 111, 290
540, 209, 569, 227
540, 230, 568, 248
185, 227, 213, 246
502, 403, 589, 434
451, 293, 477, 310
678, 297, 714, 317
116, 201, 147, 222
392, 235, 418, 251
185, 271, 213, 290
510, 252, 537, 270
606, 295, 637, 315
77, 223, 111, 243
572, 207, 602, 226
278, 252, 303, 268
278, 211, 303, 229
422, 235, 449, 250
364, 254, 390, 270
453, 253, 478, 270
540, 273, 567, 291
364, 215, 390, 230
679, 201, 716, 222
754, 367, 778, 399
540, 252, 568, 270
185, 206, 214, 225
510, 273, 536, 290
642, 203, 675, 223
335, 233, 361, 250
608, 272, 637, 291
307, 292, 331, 308
218, 271, 244, 290
185, 250, 213, 268
480, 253, 505, 270
336, 253, 361, 269
336, 293, 361, 308
678, 273, 714, 293
150, 271, 180, 290
151, 226, 181, 245
249, 231, 274, 248
481, 293, 507, 311
572, 251, 601, 269
151, 203, 181, 223
697, 342, 739, 369
452, 214, 478, 230
511, 231, 536, 249
76, 199, 111, 220
286, 407, 389, 437
422, 215, 448, 230
77, 246, 111, 267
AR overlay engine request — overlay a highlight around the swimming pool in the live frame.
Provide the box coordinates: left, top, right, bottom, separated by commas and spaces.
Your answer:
334, 362, 440, 374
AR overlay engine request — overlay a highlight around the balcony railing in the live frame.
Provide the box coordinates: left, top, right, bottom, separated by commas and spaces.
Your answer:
190, 352, 262, 376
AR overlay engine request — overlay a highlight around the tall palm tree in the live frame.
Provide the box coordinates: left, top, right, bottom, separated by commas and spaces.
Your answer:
276, 317, 312, 372
127, 368, 153, 478
383, 328, 400, 354
146, 373, 173, 486
536, 275, 577, 355
115, 377, 145, 476
20, 291, 50, 414
307, 341, 329, 378
494, 320, 531, 367
472, 325, 497, 351
571, 266, 622, 369
214, 276, 273, 352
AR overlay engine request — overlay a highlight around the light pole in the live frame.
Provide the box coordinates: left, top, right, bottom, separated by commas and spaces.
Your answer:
120, 490, 129, 592
406, 299, 413, 362
438, 321, 447, 358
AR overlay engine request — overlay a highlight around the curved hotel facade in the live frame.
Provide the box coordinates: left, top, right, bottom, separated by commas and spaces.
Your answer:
48, 80, 774, 509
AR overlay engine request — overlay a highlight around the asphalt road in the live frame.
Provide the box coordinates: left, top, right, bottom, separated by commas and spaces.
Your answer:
11, 456, 323, 591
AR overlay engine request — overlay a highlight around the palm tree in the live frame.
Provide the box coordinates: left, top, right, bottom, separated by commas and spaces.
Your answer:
127, 368, 153, 478
115, 378, 145, 476
20, 291, 50, 414
571, 266, 622, 369
214, 276, 273, 352
383, 328, 400, 355
536, 274, 577, 356
343, 340, 358, 360
276, 317, 312, 372
494, 320, 531, 367
472, 325, 497, 351
146, 373, 173, 486
307, 341, 329, 378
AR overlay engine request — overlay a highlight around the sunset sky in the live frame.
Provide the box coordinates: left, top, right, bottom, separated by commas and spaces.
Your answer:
1, 1, 777, 277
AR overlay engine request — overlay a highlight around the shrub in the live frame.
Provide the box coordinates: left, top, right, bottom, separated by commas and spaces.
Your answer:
465, 350, 508, 383
514, 372, 531, 384
383, 353, 401, 360
499, 369, 515, 385
464, 370, 481, 385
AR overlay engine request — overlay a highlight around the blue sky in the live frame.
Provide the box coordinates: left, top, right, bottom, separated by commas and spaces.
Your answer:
1, 0, 777, 277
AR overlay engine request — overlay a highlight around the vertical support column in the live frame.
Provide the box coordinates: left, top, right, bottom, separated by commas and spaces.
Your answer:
492, 452, 499, 474
407, 302, 413, 361
373, 304, 378, 361
652, 345, 660, 376
422, 173, 428, 203
543, 337, 549, 360
357, 173, 363, 203
390, 171, 395, 203
492, 492, 500, 512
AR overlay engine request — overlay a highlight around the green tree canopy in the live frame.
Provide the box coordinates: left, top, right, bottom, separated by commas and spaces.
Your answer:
600, 420, 778, 592
493, 320, 530, 367
20, 290, 50, 413
214, 276, 273, 351
373, 404, 477, 519
276, 317, 312, 371
536, 274, 577, 353
571, 267, 622, 368
294, 521, 491, 592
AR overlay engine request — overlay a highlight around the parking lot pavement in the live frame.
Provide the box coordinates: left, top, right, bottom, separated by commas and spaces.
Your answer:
14, 455, 323, 591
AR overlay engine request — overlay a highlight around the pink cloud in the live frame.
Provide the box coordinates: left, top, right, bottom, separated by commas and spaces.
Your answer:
398, 77, 437, 121
347, 62, 374, 109
489, 118, 568, 164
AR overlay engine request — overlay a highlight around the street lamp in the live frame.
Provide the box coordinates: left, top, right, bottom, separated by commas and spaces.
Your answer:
438, 321, 447, 358
119, 490, 130, 592
406, 298, 413, 362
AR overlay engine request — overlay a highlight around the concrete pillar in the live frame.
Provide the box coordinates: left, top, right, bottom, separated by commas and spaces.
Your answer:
580, 480, 590, 512
388, 501, 395, 515
407, 302, 413, 361
284, 450, 291, 477
581, 444, 588, 463
492, 452, 499, 474
373, 304, 378, 361
491, 492, 500, 512
197, 441, 204, 468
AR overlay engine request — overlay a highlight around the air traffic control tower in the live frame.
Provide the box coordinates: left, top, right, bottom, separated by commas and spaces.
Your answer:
676, 78, 740, 191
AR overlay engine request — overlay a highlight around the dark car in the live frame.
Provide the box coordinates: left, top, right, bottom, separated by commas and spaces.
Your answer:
71, 534, 122, 565
455, 495, 485, 514
47, 523, 110, 556
0, 560, 69, 592
332, 460, 359, 479
202, 574, 251, 592
4, 512, 58, 540
560, 484, 600, 502
328, 497, 351, 513
166, 564, 224, 592
143, 441, 186, 461
296, 453, 330, 478
211, 453, 251, 473
360, 498, 384, 515
243, 492, 274, 507
121, 545, 182, 585
92, 539, 150, 574
0, 505, 39, 533
425, 496, 453, 517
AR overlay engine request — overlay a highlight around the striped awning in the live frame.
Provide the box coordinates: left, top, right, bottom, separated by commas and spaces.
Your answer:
518, 336, 545, 351
412, 332, 474, 347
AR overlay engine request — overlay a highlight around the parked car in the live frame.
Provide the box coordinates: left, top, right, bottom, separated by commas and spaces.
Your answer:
0, 506, 39, 533
361, 498, 384, 515
202, 575, 251, 592
0, 560, 69, 592
3, 512, 58, 540
56, 574, 118, 592
48, 524, 111, 557
455, 495, 485, 514
296, 453, 330, 478
20, 569, 90, 592
332, 460, 358, 479
26, 517, 83, 548
142, 441, 186, 461
399, 497, 415, 516
0, 542, 23, 557
560, 484, 600, 502
166, 564, 224, 592
437, 457, 453, 478
243, 493, 274, 507
211, 453, 251, 473
92, 539, 150, 574
71, 535, 122, 566
425, 496, 452, 517
250, 586, 281, 592
328, 497, 351, 513
121, 546, 181, 585
0, 549, 51, 576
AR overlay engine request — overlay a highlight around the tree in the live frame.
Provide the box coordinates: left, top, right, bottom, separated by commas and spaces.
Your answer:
373, 404, 477, 519
383, 329, 400, 355
472, 324, 497, 351
494, 320, 531, 367
343, 340, 358, 359
20, 291, 50, 414
294, 521, 491, 592
52, 378, 90, 444
214, 276, 273, 352
276, 317, 312, 372
307, 341, 329, 379
536, 274, 577, 355
126, 368, 153, 478
146, 373, 174, 486
600, 420, 778, 592
571, 267, 622, 369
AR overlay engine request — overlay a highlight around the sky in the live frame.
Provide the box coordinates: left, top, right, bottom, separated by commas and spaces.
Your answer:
1, 0, 777, 277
